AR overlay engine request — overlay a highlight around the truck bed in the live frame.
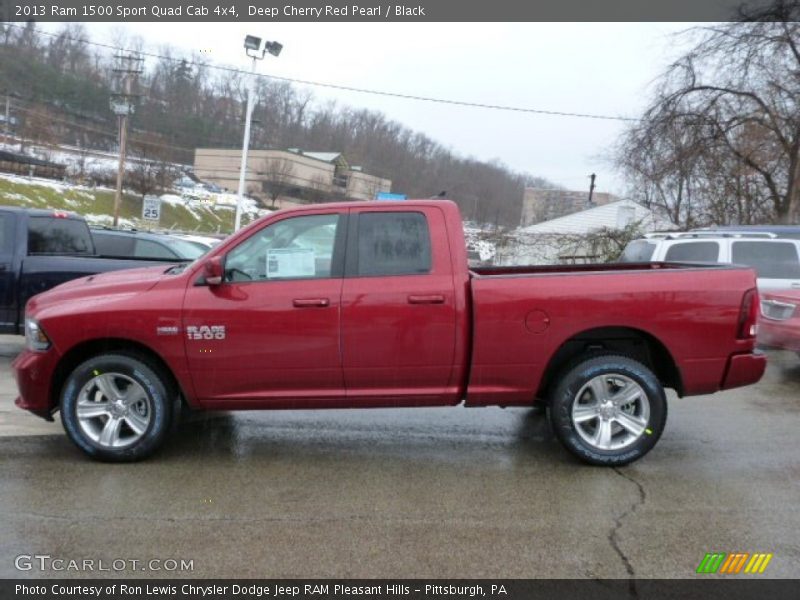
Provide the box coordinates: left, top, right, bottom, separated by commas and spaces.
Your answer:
465, 261, 759, 406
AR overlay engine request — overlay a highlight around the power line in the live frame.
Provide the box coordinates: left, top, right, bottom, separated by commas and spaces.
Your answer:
2, 22, 639, 123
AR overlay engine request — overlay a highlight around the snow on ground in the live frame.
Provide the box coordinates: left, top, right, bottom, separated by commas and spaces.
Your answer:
463, 225, 498, 263
0, 171, 101, 193
83, 213, 137, 228
159, 194, 186, 206
2, 140, 190, 180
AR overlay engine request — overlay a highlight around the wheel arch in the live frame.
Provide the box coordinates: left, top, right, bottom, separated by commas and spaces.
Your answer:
536, 326, 683, 402
49, 338, 186, 413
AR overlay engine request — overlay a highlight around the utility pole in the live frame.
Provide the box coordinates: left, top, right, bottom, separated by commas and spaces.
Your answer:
110, 53, 143, 227
587, 173, 596, 208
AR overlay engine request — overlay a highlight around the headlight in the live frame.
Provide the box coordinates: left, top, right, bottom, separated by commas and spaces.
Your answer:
25, 318, 51, 352
761, 299, 797, 321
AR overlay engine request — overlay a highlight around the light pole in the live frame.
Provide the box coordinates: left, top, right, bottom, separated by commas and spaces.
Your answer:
234, 35, 283, 232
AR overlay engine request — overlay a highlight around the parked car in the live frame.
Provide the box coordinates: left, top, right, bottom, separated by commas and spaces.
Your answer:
14, 200, 765, 464
620, 232, 800, 291
0, 206, 177, 335
697, 225, 800, 239
169, 233, 221, 253
759, 289, 800, 356
91, 228, 207, 261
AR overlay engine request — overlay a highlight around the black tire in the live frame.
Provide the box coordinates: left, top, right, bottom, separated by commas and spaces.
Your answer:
548, 354, 667, 466
60, 353, 173, 462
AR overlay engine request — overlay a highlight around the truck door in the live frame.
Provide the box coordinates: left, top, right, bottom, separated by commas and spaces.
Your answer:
340, 206, 459, 405
0, 211, 15, 332
183, 211, 347, 406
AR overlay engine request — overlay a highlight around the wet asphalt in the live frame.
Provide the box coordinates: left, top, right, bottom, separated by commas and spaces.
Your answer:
0, 335, 798, 579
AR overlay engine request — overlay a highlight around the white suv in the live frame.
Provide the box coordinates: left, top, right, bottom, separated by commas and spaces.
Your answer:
620, 232, 800, 292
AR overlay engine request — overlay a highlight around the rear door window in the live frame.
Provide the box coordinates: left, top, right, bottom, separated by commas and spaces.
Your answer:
355, 212, 432, 276
93, 232, 135, 257
731, 241, 800, 279
664, 241, 720, 262
0, 213, 12, 253
135, 239, 179, 259
28, 217, 94, 255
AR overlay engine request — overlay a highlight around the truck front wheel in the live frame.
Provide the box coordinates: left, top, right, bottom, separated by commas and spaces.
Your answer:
60, 354, 173, 462
548, 354, 667, 466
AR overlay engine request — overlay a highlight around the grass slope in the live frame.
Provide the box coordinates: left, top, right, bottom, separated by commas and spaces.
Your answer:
0, 175, 257, 233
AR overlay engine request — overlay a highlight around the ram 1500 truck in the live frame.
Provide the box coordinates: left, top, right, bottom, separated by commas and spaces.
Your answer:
12, 200, 766, 465
0, 206, 176, 334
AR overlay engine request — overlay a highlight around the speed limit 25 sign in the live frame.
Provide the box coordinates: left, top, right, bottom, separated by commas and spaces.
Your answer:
142, 197, 161, 222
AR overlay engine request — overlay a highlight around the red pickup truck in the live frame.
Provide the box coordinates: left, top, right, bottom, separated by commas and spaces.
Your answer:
12, 200, 766, 465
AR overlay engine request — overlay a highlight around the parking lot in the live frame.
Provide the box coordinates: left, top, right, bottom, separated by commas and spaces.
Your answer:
1, 334, 798, 579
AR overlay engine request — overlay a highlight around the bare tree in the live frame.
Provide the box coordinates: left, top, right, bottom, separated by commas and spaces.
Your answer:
127, 132, 178, 200
617, 1, 800, 225
18, 103, 56, 154
259, 158, 296, 208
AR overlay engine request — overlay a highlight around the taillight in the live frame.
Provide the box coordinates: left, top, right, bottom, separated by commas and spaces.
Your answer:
737, 288, 759, 339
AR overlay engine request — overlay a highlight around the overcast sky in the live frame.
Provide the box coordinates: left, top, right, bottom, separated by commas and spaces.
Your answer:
51, 22, 697, 195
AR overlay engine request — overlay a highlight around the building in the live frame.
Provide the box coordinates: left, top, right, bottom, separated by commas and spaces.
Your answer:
0, 150, 66, 180
497, 199, 674, 266
193, 148, 392, 206
521, 188, 618, 227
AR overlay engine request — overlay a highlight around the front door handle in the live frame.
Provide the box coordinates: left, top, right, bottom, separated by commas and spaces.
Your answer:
293, 298, 330, 308
408, 294, 445, 305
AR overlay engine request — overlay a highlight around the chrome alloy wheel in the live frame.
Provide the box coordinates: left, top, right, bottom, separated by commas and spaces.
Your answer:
571, 374, 650, 451
76, 373, 152, 448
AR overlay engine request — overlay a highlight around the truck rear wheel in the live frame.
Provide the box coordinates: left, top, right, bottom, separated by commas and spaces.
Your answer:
548, 354, 667, 466
60, 354, 173, 462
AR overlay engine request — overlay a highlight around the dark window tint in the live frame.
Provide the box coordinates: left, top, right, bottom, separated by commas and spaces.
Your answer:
732, 241, 800, 279
28, 217, 93, 255
664, 242, 720, 262
357, 212, 431, 276
135, 239, 178, 259
0, 213, 11, 252
619, 240, 656, 262
92, 232, 135, 257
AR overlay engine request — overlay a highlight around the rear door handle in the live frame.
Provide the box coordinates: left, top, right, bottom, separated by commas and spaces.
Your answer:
292, 298, 330, 308
408, 294, 445, 305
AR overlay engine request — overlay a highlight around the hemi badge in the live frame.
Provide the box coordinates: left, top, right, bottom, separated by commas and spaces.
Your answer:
156, 326, 180, 336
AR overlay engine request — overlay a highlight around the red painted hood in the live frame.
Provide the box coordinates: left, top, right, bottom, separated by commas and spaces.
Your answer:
27, 265, 176, 316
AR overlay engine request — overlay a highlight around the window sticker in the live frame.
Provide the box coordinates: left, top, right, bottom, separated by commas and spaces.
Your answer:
266, 248, 316, 278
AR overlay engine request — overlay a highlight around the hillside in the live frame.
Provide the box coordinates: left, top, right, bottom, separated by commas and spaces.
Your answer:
0, 173, 262, 233
0, 23, 556, 227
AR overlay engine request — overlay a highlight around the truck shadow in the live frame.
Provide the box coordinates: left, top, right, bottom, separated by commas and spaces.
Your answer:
160, 406, 570, 468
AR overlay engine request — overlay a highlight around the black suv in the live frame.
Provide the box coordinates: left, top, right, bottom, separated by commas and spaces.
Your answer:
91, 228, 207, 261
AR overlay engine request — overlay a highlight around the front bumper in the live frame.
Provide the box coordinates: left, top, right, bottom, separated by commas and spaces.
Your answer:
720, 351, 767, 390
11, 349, 61, 420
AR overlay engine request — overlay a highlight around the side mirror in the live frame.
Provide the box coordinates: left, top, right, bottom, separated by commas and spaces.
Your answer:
204, 256, 224, 286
